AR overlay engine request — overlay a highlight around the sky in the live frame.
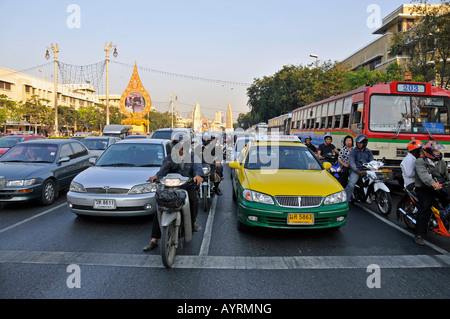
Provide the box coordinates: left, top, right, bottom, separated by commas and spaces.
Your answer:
0, 0, 442, 122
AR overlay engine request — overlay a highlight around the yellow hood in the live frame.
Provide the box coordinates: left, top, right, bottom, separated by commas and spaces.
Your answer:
242, 169, 342, 196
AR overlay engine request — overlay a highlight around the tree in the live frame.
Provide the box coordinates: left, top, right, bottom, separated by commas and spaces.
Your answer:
0, 94, 18, 134
389, 0, 450, 87
17, 95, 52, 135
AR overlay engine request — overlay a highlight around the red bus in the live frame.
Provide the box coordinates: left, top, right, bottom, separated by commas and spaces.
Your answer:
270, 81, 450, 183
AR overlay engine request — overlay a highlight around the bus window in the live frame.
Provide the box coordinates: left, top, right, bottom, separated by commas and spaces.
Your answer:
334, 99, 343, 128
342, 98, 352, 129
370, 95, 409, 132
350, 102, 363, 134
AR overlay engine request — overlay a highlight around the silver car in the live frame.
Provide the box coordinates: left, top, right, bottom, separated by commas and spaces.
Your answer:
80, 136, 121, 157
67, 139, 172, 217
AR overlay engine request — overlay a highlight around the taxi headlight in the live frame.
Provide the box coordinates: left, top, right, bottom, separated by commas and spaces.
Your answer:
69, 181, 86, 193
324, 190, 347, 205
129, 183, 157, 194
243, 189, 274, 205
6, 179, 36, 187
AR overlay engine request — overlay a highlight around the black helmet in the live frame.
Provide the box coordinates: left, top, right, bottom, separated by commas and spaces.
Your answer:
304, 136, 312, 142
172, 132, 189, 146
355, 134, 368, 148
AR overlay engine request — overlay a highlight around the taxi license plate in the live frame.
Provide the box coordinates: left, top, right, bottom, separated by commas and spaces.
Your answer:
94, 199, 116, 209
288, 213, 314, 225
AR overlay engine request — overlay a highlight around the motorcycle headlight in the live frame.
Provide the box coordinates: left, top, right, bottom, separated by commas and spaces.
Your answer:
69, 181, 86, 193
243, 189, 274, 205
324, 190, 347, 205
129, 183, 157, 194
161, 178, 187, 187
202, 166, 211, 175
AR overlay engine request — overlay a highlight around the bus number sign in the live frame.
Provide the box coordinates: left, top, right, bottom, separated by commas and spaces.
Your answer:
396, 83, 426, 93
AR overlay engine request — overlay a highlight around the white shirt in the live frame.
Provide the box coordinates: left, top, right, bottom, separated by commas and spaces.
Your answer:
400, 153, 417, 188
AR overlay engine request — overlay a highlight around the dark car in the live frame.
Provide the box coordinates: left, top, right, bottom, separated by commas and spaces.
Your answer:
0, 135, 46, 156
0, 139, 96, 205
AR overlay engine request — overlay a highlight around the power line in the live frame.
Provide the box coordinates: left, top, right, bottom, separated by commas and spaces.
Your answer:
111, 60, 251, 87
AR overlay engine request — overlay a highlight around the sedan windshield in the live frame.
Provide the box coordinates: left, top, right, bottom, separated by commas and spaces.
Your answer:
0, 136, 26, 148
0, 144, 57, 163
244, 145, 321, 170
96, 143, 165, 167
81, 138, 110, 150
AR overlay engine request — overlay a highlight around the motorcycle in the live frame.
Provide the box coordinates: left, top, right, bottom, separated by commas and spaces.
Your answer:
154, 173, 193, 268
199, 164, 214, 211
352, 160, 392, 216
323, 152, 342, 181
397, 183, 450, 238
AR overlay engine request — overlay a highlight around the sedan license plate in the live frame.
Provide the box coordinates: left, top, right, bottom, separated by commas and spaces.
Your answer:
288, 213, 314, 225
93, 199, 116, 210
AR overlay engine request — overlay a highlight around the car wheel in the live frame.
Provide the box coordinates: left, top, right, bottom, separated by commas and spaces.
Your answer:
41, 179, 57, 205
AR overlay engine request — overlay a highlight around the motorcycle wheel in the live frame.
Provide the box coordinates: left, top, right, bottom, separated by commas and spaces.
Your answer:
202, 185, 209, 211
375, 190, 392, 216
161, 223, 177, 268
400, 198, 416, 230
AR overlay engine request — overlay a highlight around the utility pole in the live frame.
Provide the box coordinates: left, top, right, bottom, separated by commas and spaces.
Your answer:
45, 44, 59, 136
104, 42, 118, 126
171, 93, 177, 127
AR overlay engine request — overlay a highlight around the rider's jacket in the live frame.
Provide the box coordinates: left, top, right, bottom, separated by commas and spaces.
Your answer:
348, 146, 374, 173
415, 157, 449, 189
400, 152, 417, 188
156, 152, 203, 186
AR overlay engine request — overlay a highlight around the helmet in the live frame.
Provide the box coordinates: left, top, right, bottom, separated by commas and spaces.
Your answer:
304, 136, 312, 142
324, 133, 332, 141
202, 131, 211, 145
407, 140, 423, 151
423, 141, 444, 161
355, 134, 368, 148
172, 132, 189, 146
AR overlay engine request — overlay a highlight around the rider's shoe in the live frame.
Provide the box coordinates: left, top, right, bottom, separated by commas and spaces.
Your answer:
143, 241, 158, 251
214, 187, 223, 196
193, 223, 202, 233
414, 235, 425, 246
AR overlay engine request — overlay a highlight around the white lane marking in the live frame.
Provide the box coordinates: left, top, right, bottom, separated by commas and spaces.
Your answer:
0, 203, 66, 234
199, 195, 218, 256
0, 250, 448, 269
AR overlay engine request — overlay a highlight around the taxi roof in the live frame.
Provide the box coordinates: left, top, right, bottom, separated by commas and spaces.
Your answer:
250, 135, 305, 147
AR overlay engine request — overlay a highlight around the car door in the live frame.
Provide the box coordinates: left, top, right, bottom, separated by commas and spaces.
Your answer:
55, 142, 76, 189
70, 142, 91, 174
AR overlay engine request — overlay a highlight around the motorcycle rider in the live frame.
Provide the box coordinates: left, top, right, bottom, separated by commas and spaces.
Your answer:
401, 140, 423, 191
202, 131, 224, 196
143, 134, 203, 251
414, 141, 449, 246
304, 136, 317, 154
317, 133, 338, 160
344, 134, 374, 202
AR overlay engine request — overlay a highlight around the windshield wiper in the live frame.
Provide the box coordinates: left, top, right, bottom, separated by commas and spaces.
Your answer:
1, 160, 26, 162
139, 164, 161, 167
99, 163, 135, 167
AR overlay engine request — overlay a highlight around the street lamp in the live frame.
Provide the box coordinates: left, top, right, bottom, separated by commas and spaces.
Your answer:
104, 42, 118, 126
45, 43, 59, 136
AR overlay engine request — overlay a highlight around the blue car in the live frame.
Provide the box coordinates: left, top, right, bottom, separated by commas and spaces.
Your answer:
0, 139, 96, 205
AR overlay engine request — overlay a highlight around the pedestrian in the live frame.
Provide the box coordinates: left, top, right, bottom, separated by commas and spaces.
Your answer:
337, 135, 354, 188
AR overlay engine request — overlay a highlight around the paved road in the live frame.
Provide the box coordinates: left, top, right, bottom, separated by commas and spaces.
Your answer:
0, 164, 449, 304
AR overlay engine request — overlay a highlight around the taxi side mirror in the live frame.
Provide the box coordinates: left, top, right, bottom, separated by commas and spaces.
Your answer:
229, 161, 241, 169
323, 162, 331, 170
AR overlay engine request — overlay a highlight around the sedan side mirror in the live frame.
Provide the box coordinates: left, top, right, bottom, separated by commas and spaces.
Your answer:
229, 161, 241, 169
58, 156, 70, 164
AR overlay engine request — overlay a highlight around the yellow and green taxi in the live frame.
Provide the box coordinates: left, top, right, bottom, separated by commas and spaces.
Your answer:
229, 135, 348, 231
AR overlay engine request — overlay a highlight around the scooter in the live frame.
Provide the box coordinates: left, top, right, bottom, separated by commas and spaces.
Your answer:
397, 183, 450, 238
323, 152, 342, 181
199, 164, 214, 211
352, 160, 392, 216
154, 173, 193, 268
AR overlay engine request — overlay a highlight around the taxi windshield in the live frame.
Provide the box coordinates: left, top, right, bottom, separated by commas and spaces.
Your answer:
244, 145, 321, 170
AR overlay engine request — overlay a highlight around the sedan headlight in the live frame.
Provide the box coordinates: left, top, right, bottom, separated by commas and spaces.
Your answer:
243, 189, 274, 205
69, 181, 86, 193
6, 179, 36, 187
129, 183, 157, 194
324, 190, 347, 205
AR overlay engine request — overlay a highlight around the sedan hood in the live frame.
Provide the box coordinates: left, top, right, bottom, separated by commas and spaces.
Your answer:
243, 169, 342, 196
73, 166, 160, 188
0, 162, 50, 180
